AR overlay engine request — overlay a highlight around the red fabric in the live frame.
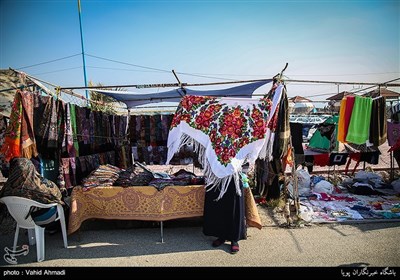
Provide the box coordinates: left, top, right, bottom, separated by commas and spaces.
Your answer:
343, 96, 355, 140
388, 137, 400, 152
313, 153, 330, 166
345, 153, 361, 175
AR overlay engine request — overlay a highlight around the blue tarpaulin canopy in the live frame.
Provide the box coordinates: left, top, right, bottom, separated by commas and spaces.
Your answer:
94, 80, 272, 108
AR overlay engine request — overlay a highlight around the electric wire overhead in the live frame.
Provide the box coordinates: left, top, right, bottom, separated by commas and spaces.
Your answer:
15, 53, 82, 70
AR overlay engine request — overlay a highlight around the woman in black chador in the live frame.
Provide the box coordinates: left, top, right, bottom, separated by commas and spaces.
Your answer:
202, 179, 246, 254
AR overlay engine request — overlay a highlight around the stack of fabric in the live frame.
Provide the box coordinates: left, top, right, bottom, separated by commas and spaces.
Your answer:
113, 168, 154, 186
82, 164, 122, 190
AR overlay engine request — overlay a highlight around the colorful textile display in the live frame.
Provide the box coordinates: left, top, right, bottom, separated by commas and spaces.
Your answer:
346, 96, 373, 145
1, 90, 38, 161
166, 85, 283, 199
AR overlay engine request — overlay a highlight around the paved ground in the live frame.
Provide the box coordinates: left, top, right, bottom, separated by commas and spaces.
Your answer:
0, 207, 399, 268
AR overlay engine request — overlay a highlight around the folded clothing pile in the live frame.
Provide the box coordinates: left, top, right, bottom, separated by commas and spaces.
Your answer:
82, 164, 122, 190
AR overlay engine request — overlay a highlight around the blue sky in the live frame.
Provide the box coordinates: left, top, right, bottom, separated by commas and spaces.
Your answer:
1, 0, 399, 100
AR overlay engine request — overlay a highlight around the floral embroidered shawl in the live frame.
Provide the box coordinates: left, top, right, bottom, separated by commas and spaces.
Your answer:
166, 85, 283, 199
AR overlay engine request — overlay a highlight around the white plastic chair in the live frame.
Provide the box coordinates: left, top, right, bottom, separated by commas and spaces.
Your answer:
0, 196, 68, 262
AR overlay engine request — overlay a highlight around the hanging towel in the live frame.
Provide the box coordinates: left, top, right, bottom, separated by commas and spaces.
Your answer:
337, 97, 347, 142
70, 103, 79, 157
343, 95, 355, 139
369, 97, 387, 146
346, 96, 373, 145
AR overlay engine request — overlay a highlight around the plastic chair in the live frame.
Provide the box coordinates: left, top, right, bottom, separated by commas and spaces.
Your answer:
0, 196, 68, 262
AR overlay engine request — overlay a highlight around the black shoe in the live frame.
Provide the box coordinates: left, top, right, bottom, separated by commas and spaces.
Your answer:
231, 241, 239, 254
212, 238, 225, 247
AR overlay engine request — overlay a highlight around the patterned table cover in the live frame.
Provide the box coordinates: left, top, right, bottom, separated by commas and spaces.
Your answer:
68, 185, 261, 235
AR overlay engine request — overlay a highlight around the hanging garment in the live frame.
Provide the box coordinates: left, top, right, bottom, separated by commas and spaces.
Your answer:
161, 115, 172, 143
1, 91, 22, 161
304, 155, 314, 173
337, 97, 347, 142
159, 146, 167, 165
154, 115, 163, 145
46, 97, 59, 151
0, 116, 9, 177
33, 93, 50, 150
391, 103, 400, 122
56, 99, 66, 157
289, 122, 304, 155
318, 123, 336, 139
308, 116, 338, 153
360, 151, 380, 165
1, 91, 38, 161
63, 104, 74, 158
387, 121, 400, 147
152, 146, 161, 164
343, 95, 355, 139
61, 158, 72, 189
107, 151, 116, 166
144, 115, 151, 145
132, 146, 139, 162
272, 88, 289, 160
346, 96, 373, 145
19, 91, 37, 159
129, 115, 137, 143
369, 97, 387, 146
69, 103, 79, 157
167, 85, 283, 200
149, 115, 157, 146
345, 153, 362, 175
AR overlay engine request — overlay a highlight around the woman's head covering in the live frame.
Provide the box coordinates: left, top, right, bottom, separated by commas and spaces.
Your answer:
0, 157, 63, 205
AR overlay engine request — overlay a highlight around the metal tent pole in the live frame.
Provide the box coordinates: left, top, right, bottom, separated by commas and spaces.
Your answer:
77, 0, 89, 102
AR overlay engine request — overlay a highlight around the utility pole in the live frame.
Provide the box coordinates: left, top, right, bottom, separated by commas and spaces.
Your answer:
78, 0, 89, 103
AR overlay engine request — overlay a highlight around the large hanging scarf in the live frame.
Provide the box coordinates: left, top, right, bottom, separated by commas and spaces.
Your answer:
1, 90, 38, 161
166, 85, 283, 200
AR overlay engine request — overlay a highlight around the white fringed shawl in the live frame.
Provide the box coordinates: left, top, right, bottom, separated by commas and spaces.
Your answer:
166, 85, 283, 200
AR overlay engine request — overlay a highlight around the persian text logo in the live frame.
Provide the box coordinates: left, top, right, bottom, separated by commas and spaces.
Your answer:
3, 245, 29, 265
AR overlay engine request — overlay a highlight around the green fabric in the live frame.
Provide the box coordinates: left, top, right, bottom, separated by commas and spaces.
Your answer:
308, 116, 339, 151
308, 130, 330, 150
69, 104, 79, 157
346, 96, 373, 145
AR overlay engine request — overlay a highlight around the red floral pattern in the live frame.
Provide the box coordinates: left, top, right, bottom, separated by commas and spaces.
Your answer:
170, 95, 272, 166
